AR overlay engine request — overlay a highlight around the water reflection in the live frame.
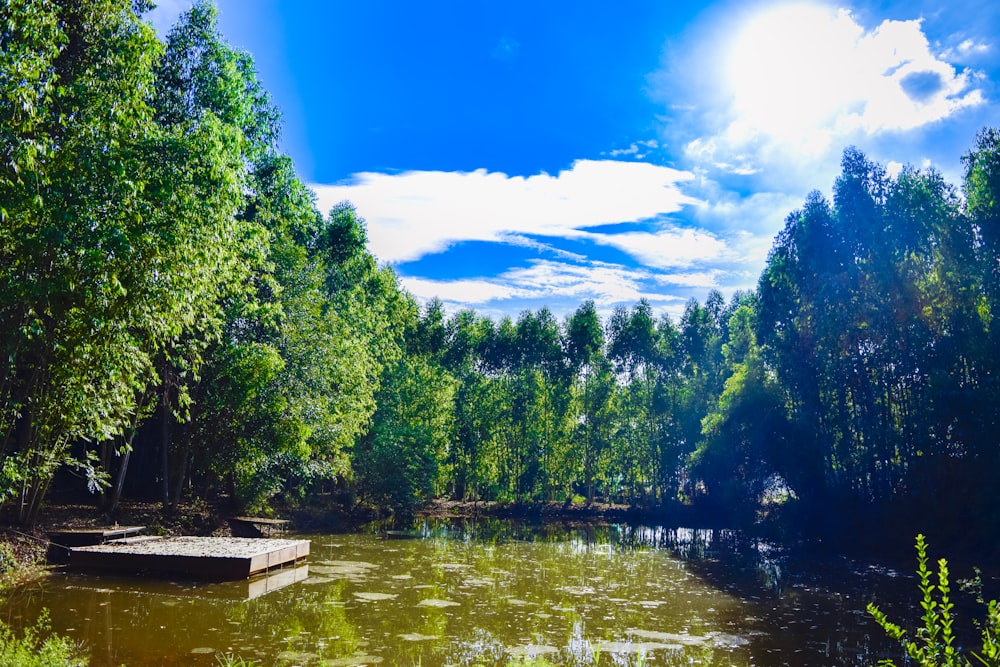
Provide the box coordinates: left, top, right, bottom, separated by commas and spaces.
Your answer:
0, 518, 908, 666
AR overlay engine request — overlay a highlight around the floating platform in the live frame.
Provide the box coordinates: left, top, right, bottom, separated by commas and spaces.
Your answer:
228, 516, 290, 537
47, 525, 149, 563
48, 525, 147, 547
69, 536, 310, 580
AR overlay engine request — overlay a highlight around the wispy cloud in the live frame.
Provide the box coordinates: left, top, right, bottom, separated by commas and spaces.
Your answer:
311, 160, 700, 265
654, 270, 726, 289
400, 259, 692, 315
586, 225, 731, 269
605, 140, 661, 159
942, 37, 991, 60
401, 276, 531, 306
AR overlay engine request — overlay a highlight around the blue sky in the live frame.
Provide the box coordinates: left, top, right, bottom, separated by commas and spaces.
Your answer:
148, 0, 1000, 320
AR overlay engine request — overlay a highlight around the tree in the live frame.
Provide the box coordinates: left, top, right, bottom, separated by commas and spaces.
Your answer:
607, 300, 663, 503
136, 0, 281, 508
565, 301, 613, 502
691, 303, 790, 520
0, 0, 248, 523
352, 302, 455, 512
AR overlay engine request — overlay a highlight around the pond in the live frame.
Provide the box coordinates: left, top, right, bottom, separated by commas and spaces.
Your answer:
0, 519, 918, 666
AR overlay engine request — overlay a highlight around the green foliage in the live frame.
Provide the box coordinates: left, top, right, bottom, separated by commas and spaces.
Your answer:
751, 142, 999, 530
0, 611, 87, 667
354, 339, 457, 511
215, 653, 259, 667
868, 535, 1000, 667
0, 0, 255, 522
4, 0, 1000, 543
0, 543, 16, 575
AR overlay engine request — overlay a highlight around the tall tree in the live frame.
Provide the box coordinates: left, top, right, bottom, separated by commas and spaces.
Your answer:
354, 298, 456, 512
565, 301, 613, 502
0, 0, 248, 523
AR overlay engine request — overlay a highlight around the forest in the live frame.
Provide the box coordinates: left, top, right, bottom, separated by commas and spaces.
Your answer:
2, 0, 1000, 550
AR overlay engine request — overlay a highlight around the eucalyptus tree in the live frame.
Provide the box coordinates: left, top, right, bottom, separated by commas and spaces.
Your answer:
506, 308, 570, 500
606, 300, 662, 503
477, 312, 533, 501
0, 0, 250, 523
878, 165, 986, 511
753, 145, 994, 528
141, 0, 281, 507
652, 312, 687, 499
691, 301, 790, 519
564, 301, 614, 502
442, 310, 498, 500
170, 153, 314, 510
755, 191, 844, 512
353, 298, 457, 512
958, 128, 1000, 520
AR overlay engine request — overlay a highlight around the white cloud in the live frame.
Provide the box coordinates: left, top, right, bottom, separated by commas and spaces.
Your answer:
605, 140, 661, 159
502, 261, 656, 305
688, 4, 984, 170
944, 38, 991, 60
400, 259, 691, 312
587, 226, 731, 269
401, 276, 530, 305
311, 160, 699, 265
654, 270, 725, 288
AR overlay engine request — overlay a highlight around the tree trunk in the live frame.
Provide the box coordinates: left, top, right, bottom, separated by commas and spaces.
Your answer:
170, 443, 189, 507
160, 384, 170, 507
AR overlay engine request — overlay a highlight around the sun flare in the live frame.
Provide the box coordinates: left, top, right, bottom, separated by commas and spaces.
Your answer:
726, 3, 859, 153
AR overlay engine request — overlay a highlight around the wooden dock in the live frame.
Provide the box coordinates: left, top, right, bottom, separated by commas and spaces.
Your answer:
46, 525, 148, 563
228, 516, 290, 537
48, 525, 147, 547
69, 536, 310, 580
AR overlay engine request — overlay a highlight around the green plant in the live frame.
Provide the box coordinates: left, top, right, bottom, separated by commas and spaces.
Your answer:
0, 611, 87, 667
868, 534, 1000, 666
215, 653, 259, 667
0, 543, 17, 574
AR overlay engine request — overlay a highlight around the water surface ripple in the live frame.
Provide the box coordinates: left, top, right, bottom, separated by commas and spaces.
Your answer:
0, 520, 910, 665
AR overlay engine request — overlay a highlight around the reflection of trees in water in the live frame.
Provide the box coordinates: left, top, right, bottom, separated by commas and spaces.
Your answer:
0, 523, 917, 666
234, 579, 362, 663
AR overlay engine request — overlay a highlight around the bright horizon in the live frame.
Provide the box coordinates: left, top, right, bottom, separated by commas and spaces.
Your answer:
148, 0, 999, 321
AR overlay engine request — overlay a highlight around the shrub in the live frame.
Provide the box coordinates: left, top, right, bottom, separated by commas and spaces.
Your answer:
0, 611, 87, 667
868, 534, 1000, 667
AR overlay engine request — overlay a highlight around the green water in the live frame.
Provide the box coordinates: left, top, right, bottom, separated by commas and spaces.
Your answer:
0, 521, 906, 665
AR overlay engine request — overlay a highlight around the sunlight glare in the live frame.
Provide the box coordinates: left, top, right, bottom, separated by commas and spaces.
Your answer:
726, 3, 860, 154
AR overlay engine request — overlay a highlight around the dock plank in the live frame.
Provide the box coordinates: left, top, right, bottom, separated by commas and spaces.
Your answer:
48, 526, 146, 546
70, 536, 309, 579
228, 516, 290, 537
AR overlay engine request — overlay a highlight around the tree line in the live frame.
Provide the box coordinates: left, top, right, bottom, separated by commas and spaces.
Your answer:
3, 1, 999, 540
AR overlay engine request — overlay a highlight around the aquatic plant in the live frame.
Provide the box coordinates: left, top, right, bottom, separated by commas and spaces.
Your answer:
215, 653, 260, 666
868, 534, 1000, 666
0, 611, 86, 667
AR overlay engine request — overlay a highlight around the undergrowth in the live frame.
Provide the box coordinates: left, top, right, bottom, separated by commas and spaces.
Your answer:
0, 611, 87, 667
868, 534, 1000, 666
